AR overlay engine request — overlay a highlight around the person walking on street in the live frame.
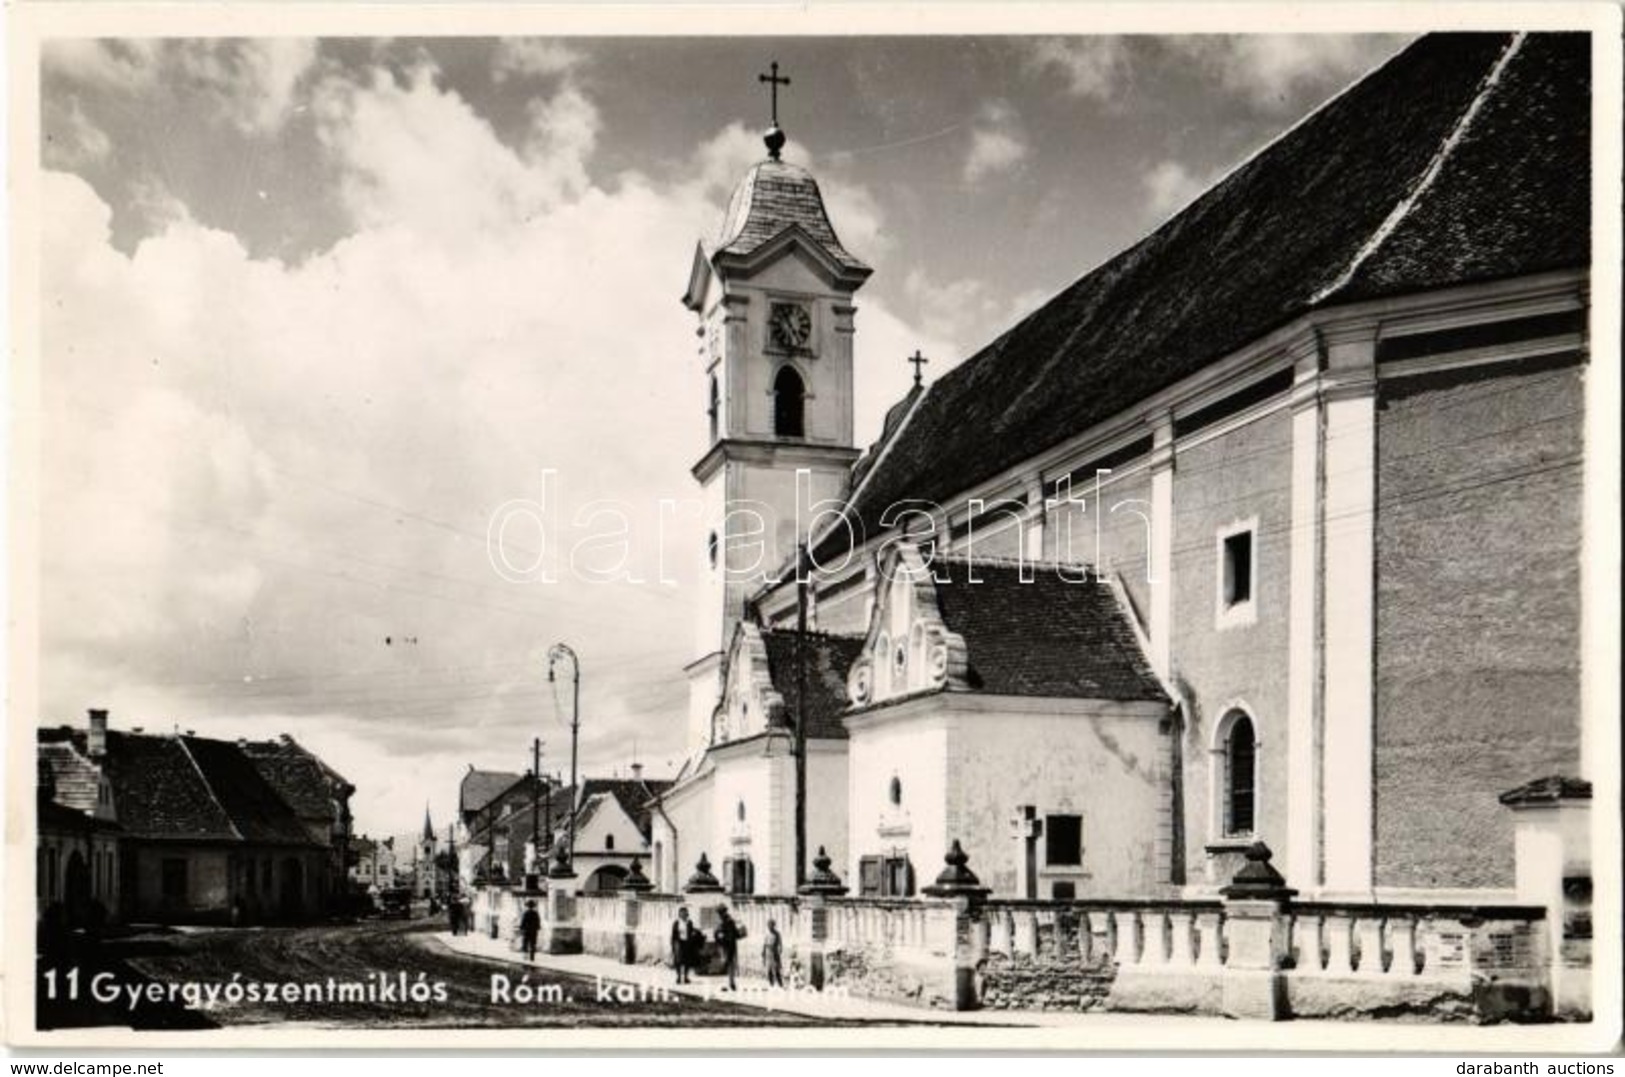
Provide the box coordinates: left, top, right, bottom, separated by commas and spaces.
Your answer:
519, 898, 542, 962
670, 906, 701, 984
714, 907, 745, 991
762, 918, 784, 988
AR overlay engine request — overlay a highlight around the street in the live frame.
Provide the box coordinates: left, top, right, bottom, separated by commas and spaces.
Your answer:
35, 916, 841, 1030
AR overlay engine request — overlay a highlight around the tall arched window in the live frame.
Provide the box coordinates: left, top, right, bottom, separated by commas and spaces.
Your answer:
1224, 714, 1257, 837
773, 366, 805, 438
707, 375, 720, 443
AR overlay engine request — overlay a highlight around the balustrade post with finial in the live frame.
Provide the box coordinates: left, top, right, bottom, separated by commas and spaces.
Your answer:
796, 846, 847, 990
921, 839, 990, 1011
618, 857, 653, 964
1217, 841, 1296, 1020
542, 841, 582, 954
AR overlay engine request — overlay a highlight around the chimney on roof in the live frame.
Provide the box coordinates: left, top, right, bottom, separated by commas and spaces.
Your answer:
631, 762, 644, 782
87, 708, 108, 759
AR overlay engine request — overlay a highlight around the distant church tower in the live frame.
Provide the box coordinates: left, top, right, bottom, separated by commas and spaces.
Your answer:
680, 67, 872, 753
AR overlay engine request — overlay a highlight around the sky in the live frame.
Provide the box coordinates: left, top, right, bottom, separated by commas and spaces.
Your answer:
35, 31, 1413, 837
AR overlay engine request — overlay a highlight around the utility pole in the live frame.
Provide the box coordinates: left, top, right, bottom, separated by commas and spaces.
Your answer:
795, 541, 810, 890
529, 737, 542, 886
548, 643, 582, 871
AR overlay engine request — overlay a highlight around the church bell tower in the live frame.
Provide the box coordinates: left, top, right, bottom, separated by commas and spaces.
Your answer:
680, 65, 872, 754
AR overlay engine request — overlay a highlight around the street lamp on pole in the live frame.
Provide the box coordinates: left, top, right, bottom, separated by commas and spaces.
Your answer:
547, 643, 581, 873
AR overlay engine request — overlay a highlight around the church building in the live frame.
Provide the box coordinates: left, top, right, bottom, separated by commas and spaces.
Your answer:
651, 32, 1591, 905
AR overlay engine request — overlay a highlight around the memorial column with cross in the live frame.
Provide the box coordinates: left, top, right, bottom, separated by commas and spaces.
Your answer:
1011, 804, 1041, 899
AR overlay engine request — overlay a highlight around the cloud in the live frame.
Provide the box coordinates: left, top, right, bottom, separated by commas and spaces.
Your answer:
492, 38, 587, 81
962, 101, 1028, 184
47, 39, 316, 135
1162, 35, 1410, 112
42, 96, 112, 169
1025, 37, 1131, 102
38, 49, 926, 835
42, 39, 163, 93
899, 266, 1042, 364
1142, 159, 1220, 219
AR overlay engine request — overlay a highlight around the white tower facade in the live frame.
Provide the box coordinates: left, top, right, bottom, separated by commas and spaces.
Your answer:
679, 124, 872, 754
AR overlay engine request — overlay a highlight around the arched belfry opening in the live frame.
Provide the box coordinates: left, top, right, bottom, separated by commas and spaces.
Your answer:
773, 366, 805, 438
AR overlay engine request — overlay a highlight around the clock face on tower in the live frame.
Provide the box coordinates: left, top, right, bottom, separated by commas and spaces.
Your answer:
768, 302, 812, 351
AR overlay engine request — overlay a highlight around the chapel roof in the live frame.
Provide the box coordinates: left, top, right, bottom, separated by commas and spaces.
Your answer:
817, 32, 1589, 564
926, 559, 1167, 703
759, 629, 868, 739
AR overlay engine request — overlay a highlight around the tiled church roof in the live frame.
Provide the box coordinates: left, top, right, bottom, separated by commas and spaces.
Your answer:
819, 33, 1589, 563
760, 630, 868, 739
930, 559, 1167, 703
715, 159, 871, 273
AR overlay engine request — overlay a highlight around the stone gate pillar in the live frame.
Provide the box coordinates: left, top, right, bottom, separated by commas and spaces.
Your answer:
542, 843, 582, 954
619, 857, 654, 964
1502, 776, 1592, 1020
921, 839, 991, 1011
1218, 842, 1295, 1020
683, 853, 727, 973
797, 845, 848, 991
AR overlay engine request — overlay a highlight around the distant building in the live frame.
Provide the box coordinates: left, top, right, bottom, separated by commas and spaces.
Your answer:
464, 769, 672, 892
38, 710, 353, 924
349, 835, 401, 892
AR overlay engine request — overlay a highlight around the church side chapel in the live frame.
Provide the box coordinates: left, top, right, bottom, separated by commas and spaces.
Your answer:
652, 31, 1591, 909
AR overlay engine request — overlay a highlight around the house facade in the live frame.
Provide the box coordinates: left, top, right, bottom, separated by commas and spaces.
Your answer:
654, 32, 1591, 903
38, 710, 351, 923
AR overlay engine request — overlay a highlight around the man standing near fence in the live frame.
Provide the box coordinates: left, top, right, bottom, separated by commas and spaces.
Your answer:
519, 898, 541, 962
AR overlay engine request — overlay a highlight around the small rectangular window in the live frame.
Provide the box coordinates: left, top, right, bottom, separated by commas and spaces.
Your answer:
1051, 880, 1077, 900
1223, 530, 1253, 607
1045, 814, 1083, 867
1216, 518, 1260, 628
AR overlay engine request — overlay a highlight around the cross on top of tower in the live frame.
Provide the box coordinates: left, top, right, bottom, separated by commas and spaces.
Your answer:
907, 348, 930, 387
758, 60, 791, 160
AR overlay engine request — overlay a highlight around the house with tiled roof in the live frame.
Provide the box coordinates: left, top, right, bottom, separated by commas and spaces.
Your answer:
661, 32, 1592, 902
238, 734, 355, 892
37, 710, 350, 924
467, 771, 673, 892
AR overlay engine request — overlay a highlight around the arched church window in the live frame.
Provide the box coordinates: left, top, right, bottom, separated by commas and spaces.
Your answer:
708, 375, 720, 443
773, 366, 805, 439
737, 799, 746, 822
1224, 714, 1257, 837
889, 776, 902, 806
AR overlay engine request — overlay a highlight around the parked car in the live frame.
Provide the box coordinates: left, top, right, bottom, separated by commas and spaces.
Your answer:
377, 887, 414, 919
